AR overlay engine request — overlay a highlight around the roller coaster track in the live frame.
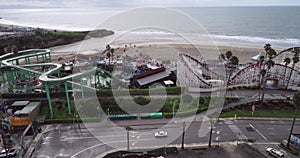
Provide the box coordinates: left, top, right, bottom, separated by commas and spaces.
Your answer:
177, 47, 300, 88
0, 49, 125, 90
177, 53, 227, 88
229, 47, 300, 86
179, 54, 226, 80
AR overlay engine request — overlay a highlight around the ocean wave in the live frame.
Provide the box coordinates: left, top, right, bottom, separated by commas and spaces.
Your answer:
211, 35, 300, 47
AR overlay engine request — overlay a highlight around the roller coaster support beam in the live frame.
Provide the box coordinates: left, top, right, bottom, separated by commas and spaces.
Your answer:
65, 82, 71, 115
45, 83, 54, 118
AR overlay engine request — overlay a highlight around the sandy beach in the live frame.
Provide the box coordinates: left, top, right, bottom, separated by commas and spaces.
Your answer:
50, 42, 283, 64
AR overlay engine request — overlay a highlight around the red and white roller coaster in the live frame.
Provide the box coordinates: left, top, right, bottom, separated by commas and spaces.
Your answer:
177, 47, 300, 89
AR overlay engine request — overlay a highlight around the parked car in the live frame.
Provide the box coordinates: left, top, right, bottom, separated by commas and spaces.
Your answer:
154, 131, 168, 137
266, 147, 285, 158
0, 148, 18, 158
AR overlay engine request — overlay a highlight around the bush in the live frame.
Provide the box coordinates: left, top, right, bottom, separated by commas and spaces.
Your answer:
133, 97, 151, 106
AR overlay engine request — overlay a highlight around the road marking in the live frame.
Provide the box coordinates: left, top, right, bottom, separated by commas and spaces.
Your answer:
249, 123, 267, 141
71, 138, 155, 158
224, 120, 233, 125
228, 125, 248, 140
252, 94, 259, 98
267, 127, 274, 130
132, 142, 137, 146
268, 133, 276, 135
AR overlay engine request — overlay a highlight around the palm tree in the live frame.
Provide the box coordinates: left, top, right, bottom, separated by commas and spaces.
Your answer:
219, 54, 225, 61
219, 52, 239, 96
283, 57, 291, 88
286, 48, 300, 89
287, 91, 300, 149
106, 52, 111, 65
260, 44, 276, 105
110, 48, 115, 64
225, 51, 233, 61
258, 55, 265, 88
227, 55, 239, 85
125, 125, 133, 151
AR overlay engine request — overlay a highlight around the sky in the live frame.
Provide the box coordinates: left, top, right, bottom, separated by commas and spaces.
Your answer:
0, 0, 300, 8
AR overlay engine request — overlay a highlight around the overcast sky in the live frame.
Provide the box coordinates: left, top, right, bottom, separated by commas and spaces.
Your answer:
0, 0, 300, 8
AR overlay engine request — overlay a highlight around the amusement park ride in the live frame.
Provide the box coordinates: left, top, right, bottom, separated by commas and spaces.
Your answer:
0, 47, 300, 118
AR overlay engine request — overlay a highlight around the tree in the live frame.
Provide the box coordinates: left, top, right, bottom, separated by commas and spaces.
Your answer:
5, 45, 18, 55
106, 52, 111, 65
287, 91, 300, 149
260, 44, 276, 105
283, 57, 291, 88
11, 45, 18, 55
227, 55, 239, 84
110, 48, 115, 64
286, 48, 300, 89
5, 46, 12, 54
225, 51, 233, 61
219, 54, 225, 61
125, 125, 133, 151
219, 51, 239, 85
258, 55, 265, 88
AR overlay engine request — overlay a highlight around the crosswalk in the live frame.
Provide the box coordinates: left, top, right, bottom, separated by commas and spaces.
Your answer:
225, 120, 248, 141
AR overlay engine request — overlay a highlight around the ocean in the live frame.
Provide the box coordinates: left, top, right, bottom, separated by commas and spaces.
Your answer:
0, 6, 299, 48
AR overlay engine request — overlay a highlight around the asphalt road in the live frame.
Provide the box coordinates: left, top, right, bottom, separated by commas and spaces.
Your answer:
32, 118, 300, 158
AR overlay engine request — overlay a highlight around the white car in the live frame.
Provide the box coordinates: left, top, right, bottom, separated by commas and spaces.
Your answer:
0, 148, 18, 158
266, 147, 285, 158
154, 131, 168, 137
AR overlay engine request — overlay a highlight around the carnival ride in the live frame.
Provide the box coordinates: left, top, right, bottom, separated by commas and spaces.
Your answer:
0, 47, 299, 118
0, 49, 118, 118
177, 47, 300, 89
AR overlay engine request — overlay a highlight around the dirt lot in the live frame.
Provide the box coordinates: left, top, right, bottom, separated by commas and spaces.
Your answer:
179, 143, 267, 158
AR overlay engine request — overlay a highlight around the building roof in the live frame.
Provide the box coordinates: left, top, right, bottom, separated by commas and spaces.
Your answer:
137, 71, 170, 86
11, 101, 30, 107
14, 102, 40, 115
164, 80, 174, 85
252, 52, 263, 61
134, 67, 165, 79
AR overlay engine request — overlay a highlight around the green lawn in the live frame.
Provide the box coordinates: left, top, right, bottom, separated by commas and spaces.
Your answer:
220, 109, 300, 118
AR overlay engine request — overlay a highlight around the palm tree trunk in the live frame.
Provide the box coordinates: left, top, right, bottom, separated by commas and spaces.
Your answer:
127, 130, 130, 151
287, 108, 298, 149
260, 72, 268, 106
286, 63, 295, 89
208, 124, 213, 147
181, 122, 186, 149
283, 66, 287, 89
